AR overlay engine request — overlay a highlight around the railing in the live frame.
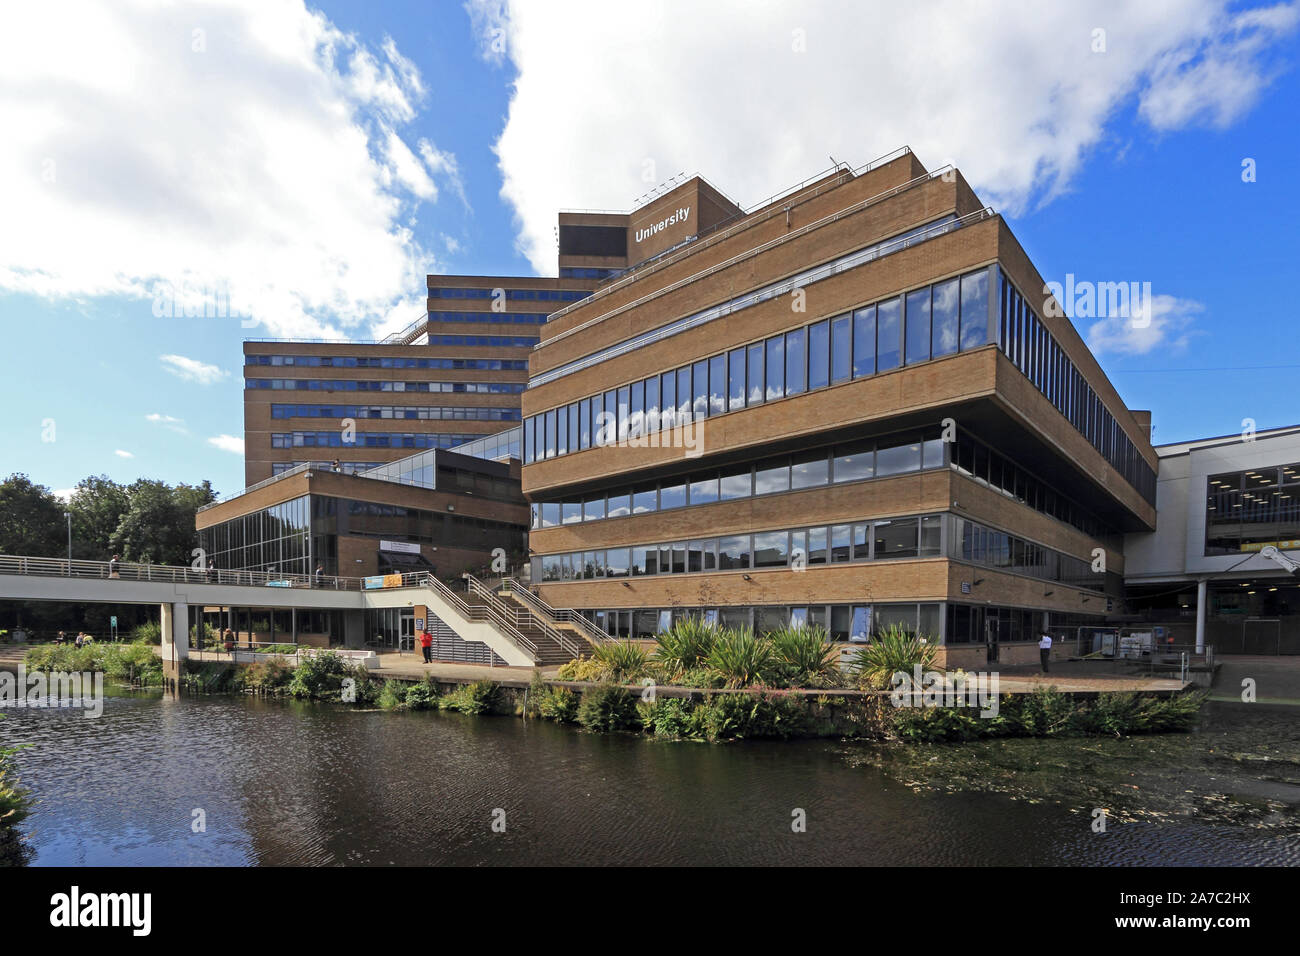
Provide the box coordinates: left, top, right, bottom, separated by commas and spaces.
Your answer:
464, 575, 581, 659
500, 577, 611, 649
529, 173, 976, 388
0, 554, 363, 590
398, 572, 539, 660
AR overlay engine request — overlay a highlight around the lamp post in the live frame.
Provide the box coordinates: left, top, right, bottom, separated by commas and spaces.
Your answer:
64, 511, 72, 563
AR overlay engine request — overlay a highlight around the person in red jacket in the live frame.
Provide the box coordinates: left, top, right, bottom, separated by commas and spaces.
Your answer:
419, 629, 433, 664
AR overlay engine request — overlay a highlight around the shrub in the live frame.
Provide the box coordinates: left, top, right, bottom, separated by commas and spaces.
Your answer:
130, 620, 162, 645
238, 656, 292, 693
639, 697, 707, 739
653, 617, 718, 680
404, 679, 440, 711
591, 639, 649, 683
377, 679, 409, 710
847, 625, 940, 690
577, 683, 639, 732
555, 655, 609, 682
181, 660, 237, 693
705, 628, 773, 688
440, 681, 500, 715
537, 686, 580, 722
287, 650, 354, 701
0, 722, 31, 866
766, 624, 843, 688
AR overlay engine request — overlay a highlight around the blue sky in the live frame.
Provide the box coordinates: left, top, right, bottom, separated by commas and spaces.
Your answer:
2, 0, 1297, 500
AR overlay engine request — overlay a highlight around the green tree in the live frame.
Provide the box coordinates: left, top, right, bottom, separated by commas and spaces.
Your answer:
109, 478, 216, 565
66, 475, 129, 560
0, 474, 64, 557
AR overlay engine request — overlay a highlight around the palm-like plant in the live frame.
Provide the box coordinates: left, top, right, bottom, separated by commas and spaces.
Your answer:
591, 639, 650, 683
653, 616, 718, 680
847, 624, 940, 690
766, 623, 843, 688
706, 627, 774, 688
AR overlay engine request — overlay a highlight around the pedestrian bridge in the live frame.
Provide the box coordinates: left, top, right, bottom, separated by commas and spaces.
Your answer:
0, 555, 593, 674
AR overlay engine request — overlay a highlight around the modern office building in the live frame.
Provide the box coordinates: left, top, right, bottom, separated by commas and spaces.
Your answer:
520, 148, 1159, 669
241, 274, 595, 485
1123, 424, 1300, 654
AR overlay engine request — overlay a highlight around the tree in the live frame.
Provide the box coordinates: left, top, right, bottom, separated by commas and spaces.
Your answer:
66, 475, 129, 560
109, 479, 216, 565
0, 475, 64, 557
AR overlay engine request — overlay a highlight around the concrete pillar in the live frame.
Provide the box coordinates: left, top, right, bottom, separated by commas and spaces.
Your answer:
159, 601, 190, 688
1195, 579, 1208, 654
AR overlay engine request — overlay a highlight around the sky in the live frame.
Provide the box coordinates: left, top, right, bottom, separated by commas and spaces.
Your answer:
2, 0, 1297, 501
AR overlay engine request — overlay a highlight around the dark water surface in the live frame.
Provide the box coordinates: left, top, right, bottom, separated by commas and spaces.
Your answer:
6, 691, 1299, 865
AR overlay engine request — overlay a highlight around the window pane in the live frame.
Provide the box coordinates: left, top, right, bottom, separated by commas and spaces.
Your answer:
578, 398, 591, 449
607, 492, 631, 518
875, 516, 920, 558
752, 531, 789, 568
562, 501, 581, 524
833, 440, 874, 482
541, 502, 559, 528
718, 535, 750, 570
831, 314, 851, 382
960, 270, 989, 349
660, 372, 676, 430
853, 522, 871, 559
659, 481, 686, 510
632, 486, 657, 514
785, 327, 807, 395
852, 305, 875, 377
765, 335, 785, 400
728, 348, 746, 410
692, 361, 708, 420
755, 457, 790, 495
709, 354, 726, 416
606, 548, 630, 577
791, 450, 829, 489
905, 287, 931, 364
629, 381, 644, 438
876, 436, 922, 476
617, 385, 630, 440
807, 527, 828, 564
689, 474, 719, 505
584, 496, 605, 521
920, 514, 942, 555
644, 376, 659, 434
808, 320, 830, 389
877, 297, 901, 370
931, 278, 960, 357
747, 343, 765, 405
720, 466, 752, 500
676, 367, 691, 423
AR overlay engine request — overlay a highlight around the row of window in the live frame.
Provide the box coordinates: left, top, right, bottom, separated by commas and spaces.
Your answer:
535, 514, 944, 581
271, 461, 381, 476
1206, 463, 1300, 555
246, 355, 528, 371
529, 214, 965, 388
270, 432, 487, 450
426, 334, 538, 348
248, 379, 526, 393
954, 517, 1105, 592
427, 287, 589, 302
428, 310, 550, 325
530, 430, 945, 528
560, 267, 624, 281
580, 603, 942, 644
522, 266, 990, 465
270, 404, 520, 422
997, 275, 1156, 504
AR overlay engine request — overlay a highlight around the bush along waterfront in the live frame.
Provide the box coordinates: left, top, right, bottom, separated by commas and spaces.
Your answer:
24, 641, 163, 688
0, 715, 32, 866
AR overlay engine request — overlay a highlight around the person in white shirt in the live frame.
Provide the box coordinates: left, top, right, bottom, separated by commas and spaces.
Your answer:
1038, 633, 1053, 673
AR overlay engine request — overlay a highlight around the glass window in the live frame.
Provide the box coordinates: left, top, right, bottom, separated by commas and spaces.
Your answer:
617, 386, 630, 440
747, 343, 765, 405
629, 381, 644, 438
830, 524, 852, 562
660, 372, 676, 431
637, 545, 657, 575
755, 457, 790, 495
606, 548, 630, 577
850, 606, 872, 643
541, 502, 559, 528
785, 327, 807, 395
671, 544, 686, 574
905, 287, 931, 364
922, 433, 945, 469
659, 481, 686, 510
931, 278, 960, 357
578, 398, 591, 450
720, 466, 752, 500
807, 526, 828, 564
583, 496, 605, 522
875, 516, 920, 558
876, 435, 922, 476
556, 405, 568, 455
632, 486, 657, 514
544, 409, 557, 457
752, 531, 788, 568
644, 376, 659, 434
728, 348, 746, 411
852, 522, 871, 560
833, 440, 874, 483
920, 514, 942, 555
877, 296, 901, 371
808, 320, 830, 390
676, 367, 691, 423
852, 305, 875, 378
607, 492, 631, 518
717, 535, 751, 570
692, 361, 708, 420
709, 354, 727, 416
765, 335, 785, 400
960, 269, 989, 351
831, 314, 851, 383
601, 390, 617, 445
689, 474, 719, 506
562, 501, 581, 525
791, 450, 829, 489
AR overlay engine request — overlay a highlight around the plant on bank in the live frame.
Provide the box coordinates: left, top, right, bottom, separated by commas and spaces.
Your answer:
439, 680, 501, 715
847, 624, 940, 690
766, 623, 845, 689
577, 683, 639, 732
651, 616, 718, 681
705, 627, 773, 688
0, 717, 31, 867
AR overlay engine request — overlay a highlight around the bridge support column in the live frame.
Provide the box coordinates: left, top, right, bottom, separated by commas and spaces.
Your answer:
1194, 578, 1208, 654
160, 601, 190, 690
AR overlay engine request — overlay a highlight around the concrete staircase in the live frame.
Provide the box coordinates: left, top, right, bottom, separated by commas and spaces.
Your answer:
461, 578, 586, 666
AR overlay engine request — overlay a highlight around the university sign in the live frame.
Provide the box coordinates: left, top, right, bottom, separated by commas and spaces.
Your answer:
634, 206, 691, 245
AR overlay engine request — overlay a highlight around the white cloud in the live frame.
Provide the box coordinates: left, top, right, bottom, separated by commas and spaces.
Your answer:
114, 449, 134, 459
146, 412, 189, 434
1087, 294, 1204, 355
0, 1, 464, 338
207, 434, 245, 455
52, 488, 75, 502
160, 354, 228, 386
474, 0, 1299, 274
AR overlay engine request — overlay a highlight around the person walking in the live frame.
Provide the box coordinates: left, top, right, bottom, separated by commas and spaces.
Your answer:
108, 554, 121, 579
314, 564, 325, 587
419, 628, 433, 664
74, 632, 84, 649
207, 560, 217, 583
1038, 631, 1053, 673
331, 459, 342, 473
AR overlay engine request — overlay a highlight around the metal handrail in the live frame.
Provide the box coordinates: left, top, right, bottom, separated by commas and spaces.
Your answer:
500, 577, 611, 648
464, 574, 580, 659
529, 172, 971, 389
0, 554, 363, 590
536, 147, 921, 331
401, 572, 538, 658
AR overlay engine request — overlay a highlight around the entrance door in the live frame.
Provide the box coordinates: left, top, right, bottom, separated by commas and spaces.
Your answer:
985, 616, 999, 664
399, 610, 415, 652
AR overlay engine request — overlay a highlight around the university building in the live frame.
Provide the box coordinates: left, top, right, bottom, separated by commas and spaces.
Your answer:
520, 149, 1158, 668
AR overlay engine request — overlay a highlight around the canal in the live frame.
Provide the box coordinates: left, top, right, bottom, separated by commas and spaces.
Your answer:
6, 691, 1300, 865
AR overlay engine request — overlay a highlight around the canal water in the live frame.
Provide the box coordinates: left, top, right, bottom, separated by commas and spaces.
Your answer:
5, 691, 1299, 865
